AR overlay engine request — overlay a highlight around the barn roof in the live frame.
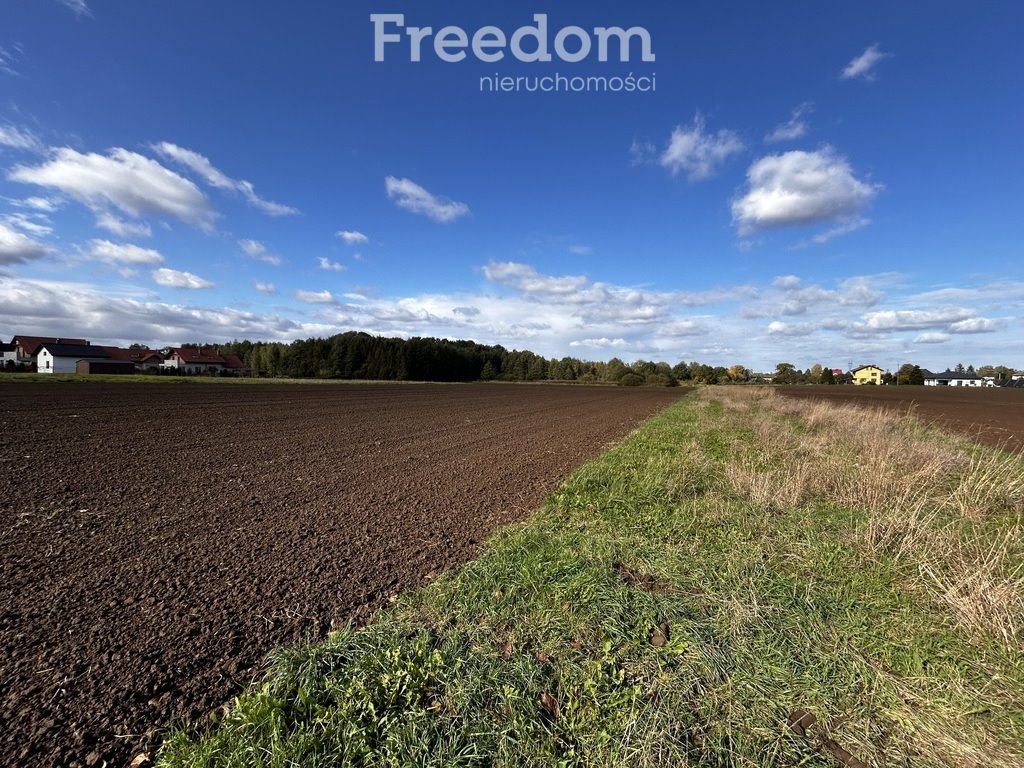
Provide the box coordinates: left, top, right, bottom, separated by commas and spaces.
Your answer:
172, 347, 226, 364
40, 344, 109, 358
14, 336, 90, 356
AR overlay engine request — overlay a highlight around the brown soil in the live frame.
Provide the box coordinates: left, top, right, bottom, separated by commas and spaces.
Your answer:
776, 385, 1024, 453
0, 382, 686, 768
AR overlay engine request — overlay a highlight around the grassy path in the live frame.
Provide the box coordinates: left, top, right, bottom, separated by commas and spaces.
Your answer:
158, 388, 1023, 767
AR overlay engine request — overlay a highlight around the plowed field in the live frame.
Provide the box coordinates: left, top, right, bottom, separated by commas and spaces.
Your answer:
0, 382, 686, 768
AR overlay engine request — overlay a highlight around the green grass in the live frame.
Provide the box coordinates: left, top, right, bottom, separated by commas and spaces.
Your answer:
157, 389, 1024, 767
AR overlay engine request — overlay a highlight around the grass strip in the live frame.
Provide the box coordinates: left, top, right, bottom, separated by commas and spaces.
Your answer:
157, 388, 1024, 767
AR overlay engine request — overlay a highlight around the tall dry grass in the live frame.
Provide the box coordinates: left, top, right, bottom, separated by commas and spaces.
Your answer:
710, 386, 1024, 648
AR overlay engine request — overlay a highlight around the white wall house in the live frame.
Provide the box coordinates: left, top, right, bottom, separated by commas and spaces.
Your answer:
36, 344, 109, 374
923, 370, 990, 387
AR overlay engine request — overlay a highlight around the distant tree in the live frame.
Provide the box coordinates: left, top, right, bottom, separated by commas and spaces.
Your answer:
955, 362, 966, 373
810, 363, 823, 382
967, 364, 975, 374
480, 360, 497, 380
881, 371, 894, 385
774, 362, 798, 385
619, 373, 644, 387
672, 361, 692, 381
727, 364, 750, 383
820, 367, 836, 385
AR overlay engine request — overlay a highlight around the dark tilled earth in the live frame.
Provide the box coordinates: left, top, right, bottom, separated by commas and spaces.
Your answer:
777, 384, 1024, 453
0, 382, 685, 768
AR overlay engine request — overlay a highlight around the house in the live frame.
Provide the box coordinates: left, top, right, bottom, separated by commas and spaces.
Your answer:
36, 344, 109, 374
851, 364, 884, 386
104, 347, 166, 372
924, 370, 989, 388
12, 335, 90, 365
1, 341, 17, 368
161, 346, 242, 375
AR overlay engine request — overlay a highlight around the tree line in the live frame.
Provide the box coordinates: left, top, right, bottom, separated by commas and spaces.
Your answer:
216, 332, 766, 385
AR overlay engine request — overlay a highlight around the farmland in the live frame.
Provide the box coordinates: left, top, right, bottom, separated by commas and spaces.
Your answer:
777, 384, 1024, 453
0, 382, 685, 768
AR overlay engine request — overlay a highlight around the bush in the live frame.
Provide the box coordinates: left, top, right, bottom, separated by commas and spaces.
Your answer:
618, 373, 644, 387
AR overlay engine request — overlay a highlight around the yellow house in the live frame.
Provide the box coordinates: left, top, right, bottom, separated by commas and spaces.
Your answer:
851, 364, 884, 385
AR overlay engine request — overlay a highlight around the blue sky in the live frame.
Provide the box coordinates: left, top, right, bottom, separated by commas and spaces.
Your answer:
1, 1, 1021, 371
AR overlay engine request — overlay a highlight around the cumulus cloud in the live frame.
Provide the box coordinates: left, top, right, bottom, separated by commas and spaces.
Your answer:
10, 147, 216, 231
385, 176, 470, 223
0, 275, 305, 344
318, 257, 345, 272
238, 239, 282, 266
153, 142, 298, 217
568, 244, 593, 255
87, 239, 164, 265
861, 308, 976, 331
153, 267, 213, 289
253, 281, 276, 295
841, 44, 891, 81
765, 103, 813, 144
337, 230, 368, 245
0, 222, 49, 264
659, 116, 744, 181
731, 147, 880, 236
914, 332, 949, 344
484, 261, 588, 296
0, 124, 42, 152
295, 289, 335, 304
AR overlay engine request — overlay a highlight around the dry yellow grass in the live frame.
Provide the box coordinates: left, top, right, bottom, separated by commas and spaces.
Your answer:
712, 386, 1024, 648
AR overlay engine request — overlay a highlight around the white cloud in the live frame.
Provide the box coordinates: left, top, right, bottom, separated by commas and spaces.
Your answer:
153, 142, 298, 217
629, 139, 657, 166
0, 275, 307, 344
87, 239, 164, 265
568, 244, 593, 255
569, 338, 627, 349
484, 262, 589, 296
731, 147, 880, 236
2, 212, 53, 237
0, 222, 49, 264
337, 230, 368, 245
841, 44, 891, 81
0, 124, 42, 152
95, 211, 153, 239
949, 317, 1003, 334
153, 267, 213, 289
807, 217, 870, 245
17, 196, 60, 212
385, 176, 470, 223
238, 239, 282, 266
0, 45, 22, 77
765, 103, 813, 144
296, 289, 335, 304
10, 147, 216, 231
767, 320, 814, 336
914, 332, 949, 344
59, 0, 92, 17
659, 116, 744, 181
253, 281, 276, 295
319, 257, 345, 272
861, 308, 976, 331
